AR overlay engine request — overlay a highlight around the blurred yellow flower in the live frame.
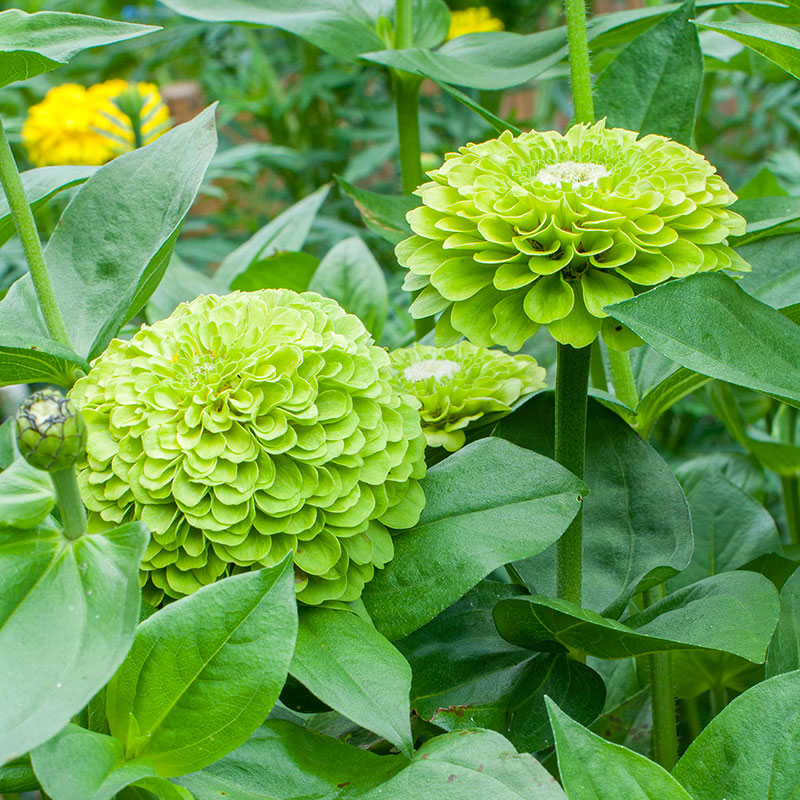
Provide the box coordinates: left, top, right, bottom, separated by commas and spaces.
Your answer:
22, 80, 171, 168
447, 6, 504, 40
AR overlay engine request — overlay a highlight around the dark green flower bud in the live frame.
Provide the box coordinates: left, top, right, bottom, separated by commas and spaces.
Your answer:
15, 389, 86, 472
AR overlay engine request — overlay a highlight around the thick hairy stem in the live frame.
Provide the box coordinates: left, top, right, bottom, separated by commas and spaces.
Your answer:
0, 117, 71, 347
51, 468, 87, 541
555, 344, 591, 605
564, 0, 595, 124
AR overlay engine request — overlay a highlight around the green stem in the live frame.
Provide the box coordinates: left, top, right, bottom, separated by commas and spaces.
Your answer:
393, 74, 423, 195
555, 344, 591, 605
51, 468, 87, 540
0, 117, 71, 348
564, 0, 595, 124
682, 696, 703, 743
589, 340, 608, 392
779, 405, 800, 545
645, 584, 678, 770
608, 348, 639, 410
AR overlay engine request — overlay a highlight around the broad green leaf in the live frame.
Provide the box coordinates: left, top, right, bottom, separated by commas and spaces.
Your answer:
710, 381, 800, 475
670, 650, 763, 699
731, 197, 800, 245
495, 395, 692, 618
31, 724, 190, 800
766, 567, 800, 677
179, 721, 567, 800
0, 455, 54, 529
105, 560, 298, 777
738, 233, 800, 309
0, 522, 148, 764
397, 581, 606, 751
158, 0, 383, 61
0, 278, 88, 388
547, 700, 692, 800
37, 106, 217, 360
308, 237, 388, 339
589, 687, 651, 755
290, 607, 413, 755
674, 670, 800, 800
145, 254, 218, 323
493, 571, 779, 662
595, 0, 702, 144
668, 469, 781, 591
336, 176, 418, 244
0, 165, 95, 248
0, 9, 157, 88
695, 20, 800, 80
230, 251, 320, 294
607, 272, 800, 408
214, 184, 330, 289
634, 367, 710, 439
361, 437, 586, 640
736, 167, 788, 200
360, 29, 568, 91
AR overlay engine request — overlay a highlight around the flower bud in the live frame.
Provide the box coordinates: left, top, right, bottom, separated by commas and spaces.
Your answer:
15, 389, 86, 472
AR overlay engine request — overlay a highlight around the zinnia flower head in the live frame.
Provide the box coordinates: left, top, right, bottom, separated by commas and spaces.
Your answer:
398, 120, 748, 351
22, 80, 170, 167
71, 289, 427, 606
390, 342, 546, 451
447, 7, 504, 40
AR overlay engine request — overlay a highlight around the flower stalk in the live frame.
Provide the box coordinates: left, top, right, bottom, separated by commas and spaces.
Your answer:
609, 348, 639, 409
565, 0, 595, 124
0, 117, 71, 348
779, 405, 800, 545
51, 468, 87, 541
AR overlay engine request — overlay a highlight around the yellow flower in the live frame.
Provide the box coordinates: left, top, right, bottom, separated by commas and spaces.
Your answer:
22, 80, 171, 168
447, 6, 504, 40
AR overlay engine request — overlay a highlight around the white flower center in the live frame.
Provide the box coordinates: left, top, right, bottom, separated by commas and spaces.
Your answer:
403, 358, 461, 383
535, 161, 610, 189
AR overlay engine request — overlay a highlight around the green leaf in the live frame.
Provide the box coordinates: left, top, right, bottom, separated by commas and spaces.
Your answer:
737, 233, 800, 309
308, 237, 388, 339
430, 80, 524, 135
158, 0, 383, 61
494, 571, 779, 662
673, 670, 800, 800
634, 367, 710, 439
670, 650, 763, 699
230, 251, 320, 294
31, 724, 190, 800
179, 721, 567, 800
360, 29, 568, 91
0, 755, 38, 793
588, 687, 651, 754
595, 0, 702, 144
397, 581, 606, 752
145, 254, 218, 323
336, 176, 418, 245
214, 184, 330, 289
0, 522, 148, 764
0, 455, 54, 529
730, 197, 800, 245
105, 559, 298, 777
361, 437, 586, 640
0, 9, 157, 88
546, 700, 693, 800
668, 469, 781, 591
607, 272, 800, 408
0, 165, 95, 249
290, 607, 413, 755
0, 278, 88, 388
38, 106, 217, 360
766, 567, 800, 677
695, 20, 800, 80
495, 395, 692, 618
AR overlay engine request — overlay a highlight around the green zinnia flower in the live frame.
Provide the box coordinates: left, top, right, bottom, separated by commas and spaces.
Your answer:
390, 342, 546, 451
71, 289, 427, 606
398, 120, 748, 350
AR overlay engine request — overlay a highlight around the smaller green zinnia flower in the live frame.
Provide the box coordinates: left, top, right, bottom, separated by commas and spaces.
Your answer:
390, 342, 546, 451
16, 389, 86, 472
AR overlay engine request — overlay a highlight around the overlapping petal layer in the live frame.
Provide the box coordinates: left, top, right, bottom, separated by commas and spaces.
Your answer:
398, 120, 748, 350
71, 290, 427, 605
390, 341, 546, 451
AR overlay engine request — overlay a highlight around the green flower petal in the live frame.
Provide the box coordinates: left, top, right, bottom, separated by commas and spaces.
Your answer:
523, 275, 574, 324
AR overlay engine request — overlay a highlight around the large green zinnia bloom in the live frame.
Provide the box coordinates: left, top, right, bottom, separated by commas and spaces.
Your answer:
398, 120, 748, 350
390, 342, 545, 451
71, 290, 427, 606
